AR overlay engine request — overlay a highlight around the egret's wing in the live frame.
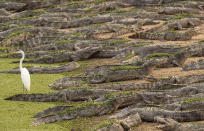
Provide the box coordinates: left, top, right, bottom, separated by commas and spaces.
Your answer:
21, 68, 31, 91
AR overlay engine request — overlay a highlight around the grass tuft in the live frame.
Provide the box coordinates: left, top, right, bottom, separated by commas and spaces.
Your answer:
0, 23, 10, 27
167, 30, 180, 34
183, 98, 204, 104
125, 54, 135, 59
94, 0, 108, 5
172, 13, 192, 20
94, 119, 116, 130
146, 53, 174, 59
109, 65, 141, 71
199, 40, 204, 43
132, 43, 152, 47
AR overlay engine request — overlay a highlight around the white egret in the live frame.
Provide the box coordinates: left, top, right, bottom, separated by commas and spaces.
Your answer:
17, 50, 30, 92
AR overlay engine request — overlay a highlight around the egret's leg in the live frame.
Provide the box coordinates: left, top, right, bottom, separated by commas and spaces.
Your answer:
22, 85, 24, 93
26, 88, 28, 94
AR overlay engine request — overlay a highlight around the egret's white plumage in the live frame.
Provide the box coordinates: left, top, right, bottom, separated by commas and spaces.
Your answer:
21, 68, 30, 91
17, 50, 31, 92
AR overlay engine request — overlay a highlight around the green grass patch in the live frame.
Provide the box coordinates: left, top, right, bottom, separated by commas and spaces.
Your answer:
109, 65, 141, 71
59, 115, 107, 131
85, 13, 98, 18
0, 73, 66, 130
0, 47, 10, 53
125, 54, 135, 59
84, 8, 96, 13
167, 30, 181, 34
9, 31, 24, 37
164, 13, 192, 25
122, 91, 138, 96
71, 32, 86, 37
17, 16, 37, 20
30, 9, 46, 14
44, 4, 58, 10
0, 58, 107, 130
163, 21, 169, 25
0, 0, 5, 3
159, 76, 173, 81
94, 0, 107, 5
0, 23, 10, 27
94, 119, 116, 130
0, 58, 67, 71
199, 40, 204, 43
132, 43, 152, 47
183, 98, 204, 104
172, 13, 192, 20
146, 53, 174, 59
0, 58, 67, 130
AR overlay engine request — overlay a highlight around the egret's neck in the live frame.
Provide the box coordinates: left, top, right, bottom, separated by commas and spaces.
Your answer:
20, 52, 24, 70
